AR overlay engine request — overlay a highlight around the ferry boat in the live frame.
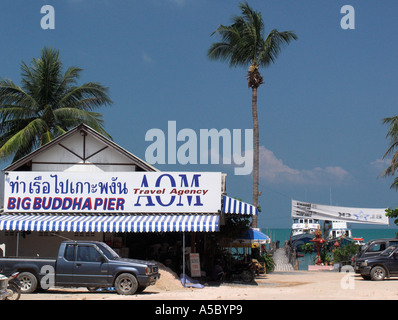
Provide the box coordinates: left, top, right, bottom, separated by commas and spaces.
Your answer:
290, 218, 321, 251
324, 220, 352, 241
323, 220, 364, 247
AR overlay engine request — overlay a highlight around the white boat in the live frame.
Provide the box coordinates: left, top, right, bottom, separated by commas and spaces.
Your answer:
323, 220, 364, 246
291, 218, 321, 237
290, 218, 321, 250
323, 220, 352, 241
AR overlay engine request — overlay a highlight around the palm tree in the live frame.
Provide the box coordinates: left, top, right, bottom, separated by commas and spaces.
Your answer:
0, 47, 112, 162
207, 2, 297, 227
381, 116, 398, 189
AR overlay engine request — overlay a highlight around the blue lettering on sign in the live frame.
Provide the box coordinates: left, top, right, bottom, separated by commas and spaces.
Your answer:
5, 173, 210, 212
6, 196, 126, 211
134, 174, 155, 207
134, 174, 204, 207
178, 174, 203, 207
155, 174, 176, 207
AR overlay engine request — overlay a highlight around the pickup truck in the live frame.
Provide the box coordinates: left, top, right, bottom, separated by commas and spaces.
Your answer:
0, 241, 159, 295
353, 238, 398, 273
358, 245, 398, 280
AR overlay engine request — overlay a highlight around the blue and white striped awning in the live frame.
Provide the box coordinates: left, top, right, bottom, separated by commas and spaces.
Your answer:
0, 214, 219, 233
222, 196, 258, 215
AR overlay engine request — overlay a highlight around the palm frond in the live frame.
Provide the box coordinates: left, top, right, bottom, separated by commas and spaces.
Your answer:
208, 2, 297, 69
0, 47, 113, 161
53, 107, 111, 139
53, 66, 82, 102
57, 83, 112, 111
0, 118, 48, 161
380, 116, 398, 190
0, 78, 38, 109
260, 30, 298, 66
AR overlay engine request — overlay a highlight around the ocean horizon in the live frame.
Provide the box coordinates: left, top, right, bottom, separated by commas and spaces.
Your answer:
261, 227, 398, 244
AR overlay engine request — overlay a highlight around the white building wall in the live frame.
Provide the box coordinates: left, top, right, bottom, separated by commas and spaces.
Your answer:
1, 127, 145, 257
31, 132, 138, 172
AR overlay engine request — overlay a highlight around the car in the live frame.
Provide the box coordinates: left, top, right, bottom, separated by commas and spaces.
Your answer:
359, 245, 398, 281
353, 238, 398, 273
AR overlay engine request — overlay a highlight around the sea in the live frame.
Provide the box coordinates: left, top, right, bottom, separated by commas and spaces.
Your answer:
261, 227, 398, 245
260, 227, 398, 271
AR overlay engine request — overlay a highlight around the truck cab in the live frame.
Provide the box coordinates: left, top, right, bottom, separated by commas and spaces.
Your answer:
56, 241, 159, 294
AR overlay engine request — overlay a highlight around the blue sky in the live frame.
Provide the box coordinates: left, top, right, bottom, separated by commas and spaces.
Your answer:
1, 0, 398, 228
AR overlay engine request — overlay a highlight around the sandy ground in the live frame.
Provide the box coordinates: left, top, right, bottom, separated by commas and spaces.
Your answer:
18, 266, 398, 301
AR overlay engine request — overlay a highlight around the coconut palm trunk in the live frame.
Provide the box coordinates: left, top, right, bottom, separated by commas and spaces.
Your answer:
208, 2, 297, 228
248, 63, 263, 228
251, 85, 259, 227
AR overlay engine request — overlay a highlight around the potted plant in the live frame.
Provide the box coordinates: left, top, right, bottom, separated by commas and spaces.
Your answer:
262, 253, 275, 273
324, 252, 333, 265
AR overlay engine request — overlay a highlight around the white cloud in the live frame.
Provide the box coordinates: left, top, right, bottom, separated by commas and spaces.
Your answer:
370, 158, 390, 171
258, 147, 299, 179
258, 146, 351, 185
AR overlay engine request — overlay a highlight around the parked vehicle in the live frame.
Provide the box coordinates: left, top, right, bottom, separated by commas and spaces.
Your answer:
0, 241, 159, 295
353, 238, 398, 273
225, 262, 255, 283
0, 266, 22, 300
0, 271, 20, 300
5, 272, 21, 300
0, 275, 9, 300
359, 245, 398, 281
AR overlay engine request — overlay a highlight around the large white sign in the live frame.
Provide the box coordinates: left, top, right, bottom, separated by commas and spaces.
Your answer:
291, 199, 389, 225
4, 172, 221, 214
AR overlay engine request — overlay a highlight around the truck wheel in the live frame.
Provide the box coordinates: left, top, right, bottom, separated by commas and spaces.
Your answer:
240, 270, 254, 283
18, 272, 38, 293
370, 266, 386, 281
114, 273, 138, 295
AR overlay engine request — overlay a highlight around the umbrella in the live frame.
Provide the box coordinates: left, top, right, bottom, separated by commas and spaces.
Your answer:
232, 228, 270, 247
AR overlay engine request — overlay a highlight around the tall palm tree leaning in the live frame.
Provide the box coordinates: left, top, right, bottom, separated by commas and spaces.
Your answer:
207, 2, 297, 228
381, 116, 398, 224
381, 116, 398, 189
0, 47, 112, 163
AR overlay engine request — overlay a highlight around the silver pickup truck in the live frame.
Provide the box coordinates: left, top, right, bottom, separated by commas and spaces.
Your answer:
0, 240, 159, 295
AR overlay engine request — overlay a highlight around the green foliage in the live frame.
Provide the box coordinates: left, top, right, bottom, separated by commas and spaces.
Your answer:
207, 2, 297, 68
253, 249, 275, 273
0, 47, 112, 162
262, 253, 275, 273
300, 243, 314, 254
324, 252, 332, 264
380, 117, 398, 191
333, 242, 360, 263
386, 208, 398, 232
